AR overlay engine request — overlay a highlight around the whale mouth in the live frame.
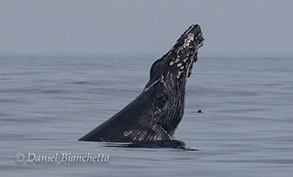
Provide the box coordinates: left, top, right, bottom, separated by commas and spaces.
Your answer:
187, 50, 198, 77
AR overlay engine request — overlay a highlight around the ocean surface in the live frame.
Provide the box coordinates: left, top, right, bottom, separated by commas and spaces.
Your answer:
0, 55, 292, 177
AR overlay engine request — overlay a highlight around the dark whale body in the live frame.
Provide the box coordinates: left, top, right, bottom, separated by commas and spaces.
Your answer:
79, 24, 204, 148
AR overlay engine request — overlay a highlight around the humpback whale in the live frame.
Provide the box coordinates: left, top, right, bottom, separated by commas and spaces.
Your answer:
79, 24, 204, 146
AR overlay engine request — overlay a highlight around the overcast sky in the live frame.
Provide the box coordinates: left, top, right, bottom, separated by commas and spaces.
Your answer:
0, 0, 292, 57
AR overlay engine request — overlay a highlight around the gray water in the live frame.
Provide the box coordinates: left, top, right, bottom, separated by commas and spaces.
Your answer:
0, 55, 293, 177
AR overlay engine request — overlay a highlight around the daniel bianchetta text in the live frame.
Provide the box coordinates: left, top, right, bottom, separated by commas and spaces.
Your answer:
15, 152, 110, 163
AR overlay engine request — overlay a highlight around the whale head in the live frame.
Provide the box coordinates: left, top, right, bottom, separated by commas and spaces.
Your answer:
144, 24, 204, 135
79, 24, 204, 145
